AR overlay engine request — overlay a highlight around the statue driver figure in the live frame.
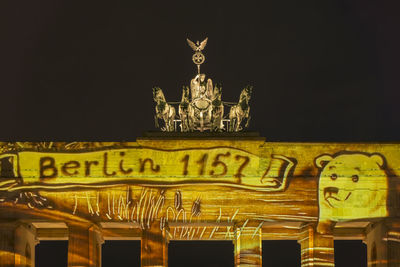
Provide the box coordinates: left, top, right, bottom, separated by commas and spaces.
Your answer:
190, 74, 213, 100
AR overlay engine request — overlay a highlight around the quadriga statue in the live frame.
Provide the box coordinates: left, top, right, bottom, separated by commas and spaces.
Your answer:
152, 38, 252, 132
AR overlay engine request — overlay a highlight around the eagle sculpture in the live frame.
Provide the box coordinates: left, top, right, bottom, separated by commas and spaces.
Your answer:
187, 37, 208, 52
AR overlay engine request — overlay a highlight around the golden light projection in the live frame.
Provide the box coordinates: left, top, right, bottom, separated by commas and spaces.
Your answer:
1, 147, 294, 192
0, 141, 399, 266
316, 153, 389, 234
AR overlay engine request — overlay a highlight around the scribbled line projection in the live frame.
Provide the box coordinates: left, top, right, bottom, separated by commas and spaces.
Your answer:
0, 147, 296, 193
78, 186, 257, 239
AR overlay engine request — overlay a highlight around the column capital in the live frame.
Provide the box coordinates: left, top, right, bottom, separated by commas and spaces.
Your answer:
67, 222, 103, 267
234, 225, 262, 267
366, 219, 400, 267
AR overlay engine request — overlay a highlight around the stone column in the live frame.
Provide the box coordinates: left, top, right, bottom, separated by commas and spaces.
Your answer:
15, 223, 38, 267
67, 223, 103, 267
0, 222, 17, 267
0, 222, 38, 267
234, 225, 262, 267
366, 220, 400, 267
141, 223, 169, 267
298, 223, 334, 267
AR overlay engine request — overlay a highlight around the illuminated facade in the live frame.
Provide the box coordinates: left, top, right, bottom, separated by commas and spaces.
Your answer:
0, 138, 399, 266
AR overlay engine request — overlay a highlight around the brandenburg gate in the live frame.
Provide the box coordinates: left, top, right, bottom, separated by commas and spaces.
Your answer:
0, 39, 399, 266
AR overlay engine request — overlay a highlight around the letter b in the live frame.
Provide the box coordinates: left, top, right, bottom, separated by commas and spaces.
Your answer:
40, 157, 58, 179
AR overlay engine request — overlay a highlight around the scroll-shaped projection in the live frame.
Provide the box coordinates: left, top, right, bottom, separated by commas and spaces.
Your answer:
316, 152, 389, 234
0, 147, 295, 192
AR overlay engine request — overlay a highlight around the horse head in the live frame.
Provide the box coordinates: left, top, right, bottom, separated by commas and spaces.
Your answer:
212, 84, 223, 107
213, 84, 222, 100
153, 87, 166, 103
181, 86, 190, 103
240, 86, 252, 102
238, 86, 252, 112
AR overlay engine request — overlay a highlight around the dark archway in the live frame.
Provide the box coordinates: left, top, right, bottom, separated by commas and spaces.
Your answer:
35, 241, 68, 267
262, 240, 300, 267
169, 241, 234, 267
334, 240, 367, 267
102, 240, 140, 267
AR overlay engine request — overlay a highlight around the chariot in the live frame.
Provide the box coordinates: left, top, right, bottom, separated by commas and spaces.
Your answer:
152, 38, 252, 132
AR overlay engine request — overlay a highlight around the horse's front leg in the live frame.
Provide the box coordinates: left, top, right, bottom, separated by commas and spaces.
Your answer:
169, 115, 175, 132
235, 117, 241, 132
161, 114, 168, 131
170, 107, 177, 132
187, 111, 192, 131
220, 106, 224, 131
182, 114, 188, 132
245, 114, 251, 128
154, 115, 159, 128
188, 117, 192, 131
235, 109, 243, 132
244, 108, 251, 128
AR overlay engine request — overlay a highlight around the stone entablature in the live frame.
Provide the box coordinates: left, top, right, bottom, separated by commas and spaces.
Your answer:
0, 137, 399, 266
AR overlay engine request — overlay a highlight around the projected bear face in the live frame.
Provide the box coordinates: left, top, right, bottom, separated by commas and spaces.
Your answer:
315, 153, 388, 234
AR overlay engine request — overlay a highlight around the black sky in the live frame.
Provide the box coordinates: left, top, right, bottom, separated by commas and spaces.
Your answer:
1, 0, 399, 266
1, 0, 399, 142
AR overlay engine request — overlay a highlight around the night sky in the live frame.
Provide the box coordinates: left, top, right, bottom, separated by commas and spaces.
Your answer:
1, 0, 399, 266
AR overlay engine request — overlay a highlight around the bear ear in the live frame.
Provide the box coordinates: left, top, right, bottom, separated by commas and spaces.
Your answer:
370, 154, 384, 168
315, 154, 333, 168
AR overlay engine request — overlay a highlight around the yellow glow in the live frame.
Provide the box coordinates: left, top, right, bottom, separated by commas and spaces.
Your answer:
317, 153, 389, 232
2, 148, 294, 192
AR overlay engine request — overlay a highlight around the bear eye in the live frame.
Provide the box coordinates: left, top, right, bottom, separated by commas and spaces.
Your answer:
330, 173, 337, 180
352, 175, 359, 183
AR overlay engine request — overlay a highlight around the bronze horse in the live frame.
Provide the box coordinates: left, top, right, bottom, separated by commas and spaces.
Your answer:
229, 86, 252, 132
153, 87, 176, 132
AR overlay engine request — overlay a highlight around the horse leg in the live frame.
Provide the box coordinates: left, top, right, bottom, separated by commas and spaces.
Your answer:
170, 107, 176, 132
228, 111, 233, 132
219, 106, 224, 131
231, 111, 238, 132
183, 115, 188, 132
235, 110, 242, 131
188, 117, 193, 131
181, 115, 185, 132
168, 116, 174, 132
245, 115, 251, 128
161, 114, 168, 131
236, 117, 241, 131
154, 115, 159, 128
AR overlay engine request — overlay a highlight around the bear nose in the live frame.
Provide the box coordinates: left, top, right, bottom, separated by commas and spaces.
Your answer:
324, 187, 339, 196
